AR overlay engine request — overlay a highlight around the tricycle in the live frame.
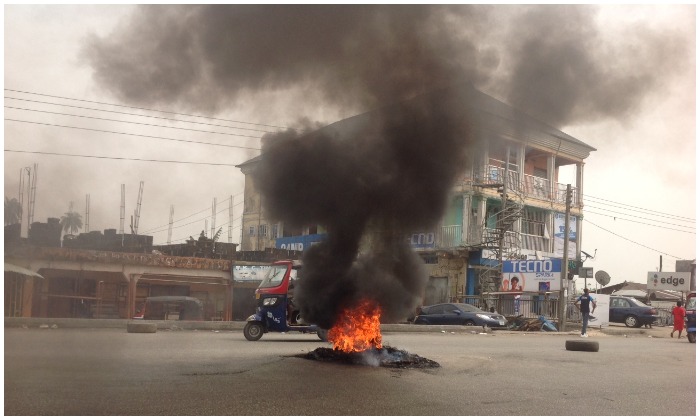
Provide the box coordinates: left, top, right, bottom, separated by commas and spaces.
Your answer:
243, 259, 327, 341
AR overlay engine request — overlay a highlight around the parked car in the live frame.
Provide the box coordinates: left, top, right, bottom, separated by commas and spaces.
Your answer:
685, 292, 695, 343
609, 296, 659, 328
413, 303, 507, 328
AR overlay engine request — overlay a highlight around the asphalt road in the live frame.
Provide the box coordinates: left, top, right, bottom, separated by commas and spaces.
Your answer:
4, 327, 696, 416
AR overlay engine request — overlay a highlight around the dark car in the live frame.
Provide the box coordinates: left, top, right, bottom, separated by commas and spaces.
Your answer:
609, 296, 659, 328
413, 303, 507, 328
685, 292, 695, 343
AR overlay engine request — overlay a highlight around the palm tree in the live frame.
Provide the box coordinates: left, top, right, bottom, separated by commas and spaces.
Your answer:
60, 211, 83, 235
4, 196, 22, 226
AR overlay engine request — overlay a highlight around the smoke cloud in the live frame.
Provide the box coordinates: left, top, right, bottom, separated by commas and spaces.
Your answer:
83, 5, 692, 326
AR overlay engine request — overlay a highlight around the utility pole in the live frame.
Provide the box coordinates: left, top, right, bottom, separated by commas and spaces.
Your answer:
559, 184, 573, 332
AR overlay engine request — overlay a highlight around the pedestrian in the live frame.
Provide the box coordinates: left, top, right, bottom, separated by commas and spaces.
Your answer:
575, 288, 597, 338
671, 300, 686, 339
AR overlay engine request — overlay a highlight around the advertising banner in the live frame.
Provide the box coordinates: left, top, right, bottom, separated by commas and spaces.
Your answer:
588, 293, 610, 328
232, 265, 271, 282
647, 272, 692, 292
275, 233, 327, 252
553, 212, 577, 259
501, 259, 562, 292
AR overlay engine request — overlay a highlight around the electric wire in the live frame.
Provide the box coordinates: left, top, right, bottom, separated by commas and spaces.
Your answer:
139, 193, 243, 234
584, 218, 685, 260
4, 119, 262, 150
584, 205, 696, 231
5, 88, 288, 129
584, 193, 695, 223
4, 149, 248, 167
140, 196, 244, 235
5, 105, 265, 139
4, 96, 276, 133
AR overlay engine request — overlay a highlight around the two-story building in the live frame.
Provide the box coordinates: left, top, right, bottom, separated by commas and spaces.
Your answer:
237, 86, 595, 312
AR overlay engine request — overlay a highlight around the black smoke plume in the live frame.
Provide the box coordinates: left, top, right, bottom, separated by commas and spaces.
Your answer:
255, 89, 473, 327
83, 5, 692, 326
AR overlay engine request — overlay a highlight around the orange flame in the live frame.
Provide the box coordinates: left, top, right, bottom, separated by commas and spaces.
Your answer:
328, 299, 382, 352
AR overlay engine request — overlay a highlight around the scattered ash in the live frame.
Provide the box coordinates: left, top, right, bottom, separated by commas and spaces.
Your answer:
300, 346, 440, 369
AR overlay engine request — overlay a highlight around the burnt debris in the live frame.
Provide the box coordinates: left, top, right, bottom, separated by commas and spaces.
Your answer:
301, 346, 440, 369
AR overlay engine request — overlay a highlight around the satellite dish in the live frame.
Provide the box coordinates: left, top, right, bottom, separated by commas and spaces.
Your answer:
595, 270, 611, 286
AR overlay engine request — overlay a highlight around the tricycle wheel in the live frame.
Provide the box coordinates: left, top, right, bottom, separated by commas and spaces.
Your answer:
688, 332, 696, 343
317, 329, 328, 342
244, 322, 264, 341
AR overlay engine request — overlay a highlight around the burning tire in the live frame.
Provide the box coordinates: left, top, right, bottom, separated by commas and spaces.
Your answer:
565, 339, 599, 352
243, 322, 264, 341
127, 322, 157, 333
317, 329, 328, 342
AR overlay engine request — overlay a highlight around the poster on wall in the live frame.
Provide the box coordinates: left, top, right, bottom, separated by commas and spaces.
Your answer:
500, 259, 562, 292
554, 212, 577, 259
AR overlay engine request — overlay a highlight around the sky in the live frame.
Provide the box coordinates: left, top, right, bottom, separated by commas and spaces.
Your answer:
3, 4, 696, 288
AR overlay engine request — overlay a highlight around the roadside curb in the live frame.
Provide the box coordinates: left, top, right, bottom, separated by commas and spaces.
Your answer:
4, 317, 670, 337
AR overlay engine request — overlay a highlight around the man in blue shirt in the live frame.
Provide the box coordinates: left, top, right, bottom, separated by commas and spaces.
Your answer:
575, 288, 597, 337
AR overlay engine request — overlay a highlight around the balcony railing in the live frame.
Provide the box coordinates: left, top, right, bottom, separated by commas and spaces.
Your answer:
437, 225, 549, 253
436, 225, 462, 248
472, 165, 578, 205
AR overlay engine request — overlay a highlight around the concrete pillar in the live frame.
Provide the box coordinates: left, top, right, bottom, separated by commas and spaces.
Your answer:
127, 274, 141, 319
224, 283, 233, 322
547, 155, 556, 200
462, 194, 471, 245
576, 162, 584, 207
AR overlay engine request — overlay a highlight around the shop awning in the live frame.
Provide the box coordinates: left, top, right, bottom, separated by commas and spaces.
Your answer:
4, 262, 44, 279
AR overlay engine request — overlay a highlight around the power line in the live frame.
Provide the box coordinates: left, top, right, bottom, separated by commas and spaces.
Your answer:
5, 88, 288, 129
5, 106, 265, 139
584, 193, 695, 223
139, 194, 244, 235
5, 119, 262, 150
4, 149, 251, 167
584, 218, 685, 259
4, 96, 276, 133
584, 206, 696, 232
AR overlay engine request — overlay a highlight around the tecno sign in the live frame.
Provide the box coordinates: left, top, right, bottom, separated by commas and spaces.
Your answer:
647, 272, 692, 291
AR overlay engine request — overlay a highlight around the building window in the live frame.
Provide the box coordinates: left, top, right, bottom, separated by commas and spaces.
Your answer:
521, 207, 546, 236
258, 224, 267, 237
271, 224, 278, 239
249, 226, 255, 236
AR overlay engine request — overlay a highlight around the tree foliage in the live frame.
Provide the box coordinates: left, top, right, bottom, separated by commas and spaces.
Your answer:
60, 211, 83, 235
4, 196, 22, 226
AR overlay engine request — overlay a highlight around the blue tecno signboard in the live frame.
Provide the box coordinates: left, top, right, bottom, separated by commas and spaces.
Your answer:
501, 259, 563, 292
275, 233, 328, 252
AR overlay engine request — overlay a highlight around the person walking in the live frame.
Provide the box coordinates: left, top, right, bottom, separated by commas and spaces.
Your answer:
575, 288, 597, 338
670, 300, 686, 339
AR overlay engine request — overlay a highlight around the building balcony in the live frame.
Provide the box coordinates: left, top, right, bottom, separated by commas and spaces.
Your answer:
472, 165, 579, 206
435, 225, 549, 253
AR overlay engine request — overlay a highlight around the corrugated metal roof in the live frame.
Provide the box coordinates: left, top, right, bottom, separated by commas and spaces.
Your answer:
4, 263, 44, 278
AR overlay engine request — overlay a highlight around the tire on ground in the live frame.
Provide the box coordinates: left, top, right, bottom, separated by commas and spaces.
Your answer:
565, 339, 599, 352
127, 322, 157, 333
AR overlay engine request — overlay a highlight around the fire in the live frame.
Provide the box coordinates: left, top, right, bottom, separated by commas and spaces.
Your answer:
327, 299, 382, 352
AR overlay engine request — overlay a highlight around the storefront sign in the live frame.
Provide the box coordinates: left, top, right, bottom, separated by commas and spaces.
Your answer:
647, 272, 692, 291
501, 259, 562, 292
233, 265, 271, 282
408, 232, 435, 250
275, 233, 327, 252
